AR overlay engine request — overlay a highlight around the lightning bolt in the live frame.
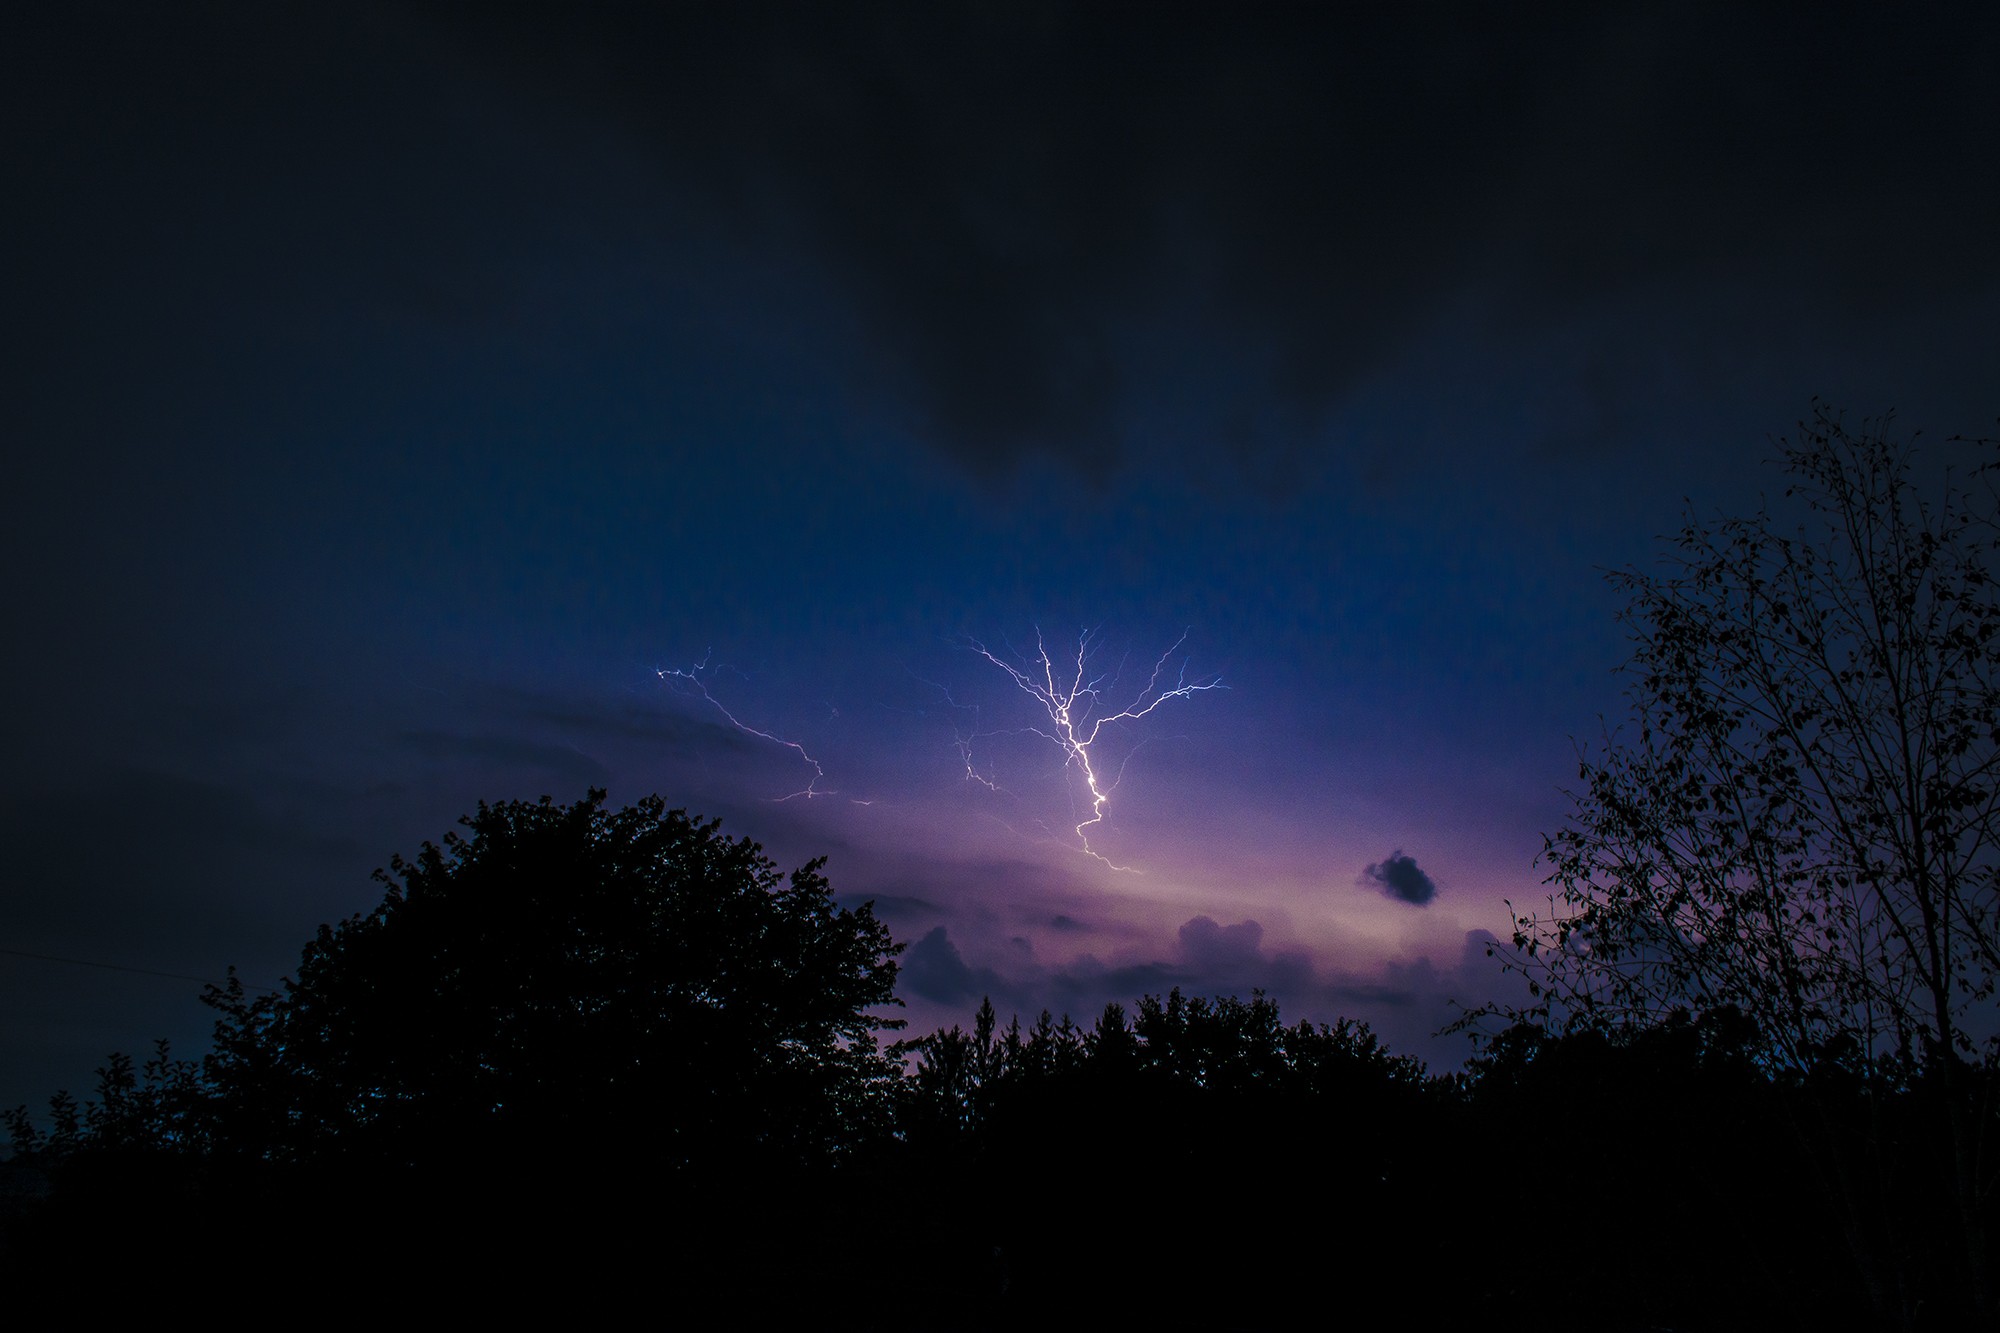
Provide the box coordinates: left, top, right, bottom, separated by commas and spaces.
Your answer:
915, 677, 1005, 794
658, 652, 829, 802
963, 628, 1223, 871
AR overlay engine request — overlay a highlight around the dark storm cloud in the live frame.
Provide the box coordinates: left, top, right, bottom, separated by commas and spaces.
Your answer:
1044, 914, 1315, 1016
13, 5, 1994, 484
1362, 851, 1438, 906
1178, 917, 1316, 994
410, 2, 2000, 474
1177, 916, 1268, 972
900, 926, 1006, 1006
1046, 957, 1184, 1017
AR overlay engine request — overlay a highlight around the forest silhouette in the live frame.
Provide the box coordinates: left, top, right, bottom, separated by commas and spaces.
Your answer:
7, 412, 1999, 1329
2, 795, 1987, 1328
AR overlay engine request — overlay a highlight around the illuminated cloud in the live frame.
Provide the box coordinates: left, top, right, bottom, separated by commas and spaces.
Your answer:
1177, 915, 1268, 971
900, 926, 1004, 1006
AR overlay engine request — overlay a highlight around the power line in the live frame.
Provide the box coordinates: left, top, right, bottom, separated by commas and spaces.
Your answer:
0, 948, 283, 992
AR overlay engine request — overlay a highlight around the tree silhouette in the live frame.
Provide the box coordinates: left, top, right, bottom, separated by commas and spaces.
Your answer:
5, 793, 914, 1315
1488, 405, 2000, 1324
898, 990, 1454, 1325
200, 790, 905, 1173
3, 1041, 206, 1160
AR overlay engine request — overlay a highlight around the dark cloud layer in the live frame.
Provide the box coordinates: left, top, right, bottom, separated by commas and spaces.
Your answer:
17, 5, 1991, 487
899, 926, 1004, 1006
894, 916, 1515, 1070
1177, 916, 1269, 972
411, 2, 2000, 474
1363, 851, 1439, 906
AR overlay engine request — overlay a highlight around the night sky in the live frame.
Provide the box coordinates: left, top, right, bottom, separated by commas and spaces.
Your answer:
6, 2, 1997, 1112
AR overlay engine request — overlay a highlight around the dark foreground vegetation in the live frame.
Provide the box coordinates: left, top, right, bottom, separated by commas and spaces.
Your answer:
8, 410, 1999, 1328
1, 791, 1991, 1330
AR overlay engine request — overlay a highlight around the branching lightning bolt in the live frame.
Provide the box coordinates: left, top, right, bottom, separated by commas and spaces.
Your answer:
964, 628, 1223, 871
920, 678, 1005, 795
658, 652, 829, 802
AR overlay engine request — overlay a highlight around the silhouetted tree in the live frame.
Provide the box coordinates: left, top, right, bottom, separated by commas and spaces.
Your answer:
1084, 998, 1138, 1071
204, 790, 906, 1172
900, 990, 1453, 1325
1464, 1008, 1856, 1324
4, 1040, 206, 1162
5, 793, 907, 1316
1489, 405, 2000, 1325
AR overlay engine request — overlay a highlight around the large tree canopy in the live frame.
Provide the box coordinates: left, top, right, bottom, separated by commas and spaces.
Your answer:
1496, 406, 2000, 1325
1512, 408, 2000, 1070
204, 790, 905, 1169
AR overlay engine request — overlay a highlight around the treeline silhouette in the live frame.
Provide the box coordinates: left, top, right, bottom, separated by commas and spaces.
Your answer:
1, 1001, 1987, 1327
4, 993, 1971, 1328
894, 994, 1956, 1329
2, 793, 1993, 1328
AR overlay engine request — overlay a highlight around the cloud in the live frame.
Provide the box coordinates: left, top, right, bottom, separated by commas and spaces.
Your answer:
408, 5, 2000, 480
834, 892, 940, 922
899, 926, 1004, 1006
894, 909, 1529, 1072
1044, 956, 1183, 1019
1177, 916, 1267, 972
20, 5, 1992, 505
1361, 851, 1438, 906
